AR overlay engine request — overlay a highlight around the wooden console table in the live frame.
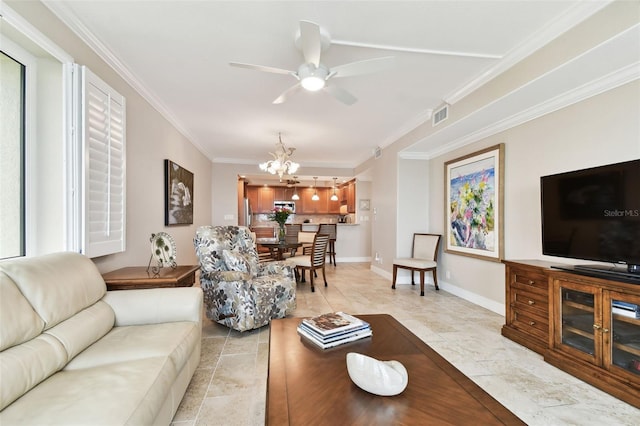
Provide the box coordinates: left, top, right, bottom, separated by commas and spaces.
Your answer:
102, 265, 199, 291
267, 314, 524, 425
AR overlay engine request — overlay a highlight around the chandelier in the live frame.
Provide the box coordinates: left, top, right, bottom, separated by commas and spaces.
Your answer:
259, 133, 300, 181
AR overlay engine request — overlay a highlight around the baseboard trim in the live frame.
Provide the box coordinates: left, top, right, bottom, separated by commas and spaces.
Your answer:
370, 266, 505, 316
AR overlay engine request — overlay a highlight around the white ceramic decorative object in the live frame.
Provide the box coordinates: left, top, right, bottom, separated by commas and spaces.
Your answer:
346, 352, 408, 396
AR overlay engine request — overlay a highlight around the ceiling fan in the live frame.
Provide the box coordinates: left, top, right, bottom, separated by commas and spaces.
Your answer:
285, 177, 300, 187
229, 21, 395, 105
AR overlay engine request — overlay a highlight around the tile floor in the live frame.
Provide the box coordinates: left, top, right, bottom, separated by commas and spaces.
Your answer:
171, 263, 639, 426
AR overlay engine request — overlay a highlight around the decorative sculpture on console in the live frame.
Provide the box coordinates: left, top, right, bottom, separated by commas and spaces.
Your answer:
147, 232, 177, 274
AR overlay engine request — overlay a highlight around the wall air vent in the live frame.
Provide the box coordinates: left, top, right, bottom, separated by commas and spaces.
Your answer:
432, 104, 449, 127
374, 146, 382, 159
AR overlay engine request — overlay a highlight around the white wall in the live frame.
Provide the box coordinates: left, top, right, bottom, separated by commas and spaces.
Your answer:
430, 80, 640, 312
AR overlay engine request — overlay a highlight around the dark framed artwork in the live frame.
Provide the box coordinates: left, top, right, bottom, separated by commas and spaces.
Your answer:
164, 159, 193, 226
444, 144, 504, 262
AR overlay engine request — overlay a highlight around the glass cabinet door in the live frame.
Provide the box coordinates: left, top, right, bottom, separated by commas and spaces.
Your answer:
559, 286, 596, 357
608, 292, 640, 377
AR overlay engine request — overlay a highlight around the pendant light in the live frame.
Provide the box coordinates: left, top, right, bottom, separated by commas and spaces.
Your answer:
291, 176, 300, 200
330, 177, 339, 201
312, 177, 319, 201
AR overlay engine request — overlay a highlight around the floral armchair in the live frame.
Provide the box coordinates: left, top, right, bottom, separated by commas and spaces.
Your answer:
193, 225, 296, 332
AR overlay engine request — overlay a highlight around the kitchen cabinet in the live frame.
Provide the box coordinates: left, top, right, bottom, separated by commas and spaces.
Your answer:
327, 187, 341, 213
340, 180, 356, 213
299, 187, 327, 214
248, 185, 341, 215
246, 186, 275, 213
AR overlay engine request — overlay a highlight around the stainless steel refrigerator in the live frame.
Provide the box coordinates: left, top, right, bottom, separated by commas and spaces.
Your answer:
243, 198, 252, 227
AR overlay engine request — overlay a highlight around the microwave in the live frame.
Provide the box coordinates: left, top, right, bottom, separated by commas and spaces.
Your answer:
274, 201, 295, 213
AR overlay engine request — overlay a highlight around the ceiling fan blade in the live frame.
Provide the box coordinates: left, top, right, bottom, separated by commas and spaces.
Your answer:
273, 83, 302, 104
299, 21, 322, 67
324, 85, 357, 106
229, 62, 293, 76
330, 56, 395, 78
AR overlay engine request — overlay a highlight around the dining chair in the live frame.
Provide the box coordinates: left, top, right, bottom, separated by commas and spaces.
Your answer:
250, 231, 274, 262
318, 223, 337, 266
297, 231, 316, 255
288, 233, 330, 292
392, 233, 441, 296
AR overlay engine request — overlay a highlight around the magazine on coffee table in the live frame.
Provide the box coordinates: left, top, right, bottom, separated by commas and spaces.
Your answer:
301, 312, 368, 336
297, 325, 372, 349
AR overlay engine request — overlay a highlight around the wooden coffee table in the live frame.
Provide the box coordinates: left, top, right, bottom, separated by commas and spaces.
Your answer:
101, 265, 199, 291
267, 314, 525, 425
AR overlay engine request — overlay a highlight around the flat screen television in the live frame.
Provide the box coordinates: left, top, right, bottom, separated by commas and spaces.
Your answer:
540, 159, 640, 280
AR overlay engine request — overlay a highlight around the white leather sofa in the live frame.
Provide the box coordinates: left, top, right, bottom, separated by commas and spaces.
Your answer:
0, 252, 203, 425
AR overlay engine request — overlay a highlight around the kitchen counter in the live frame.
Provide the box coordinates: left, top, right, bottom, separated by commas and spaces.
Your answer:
301, 223, 369, 262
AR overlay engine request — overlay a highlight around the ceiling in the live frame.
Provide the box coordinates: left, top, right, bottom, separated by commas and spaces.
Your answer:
43, 1, 613, 183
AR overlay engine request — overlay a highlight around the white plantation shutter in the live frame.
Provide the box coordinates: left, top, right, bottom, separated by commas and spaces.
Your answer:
78, 66, 126, 257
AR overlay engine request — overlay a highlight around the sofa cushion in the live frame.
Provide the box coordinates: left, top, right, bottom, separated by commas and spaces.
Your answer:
44, 301, 115, 363
0, 272, 44, 351
0, 357, 177, 425
0, 334, 67, 410
65, 321, 200, 374
0, 252, 106, 330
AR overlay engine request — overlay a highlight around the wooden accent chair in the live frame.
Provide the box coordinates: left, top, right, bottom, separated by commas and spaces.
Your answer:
318, 223, 337, 266
392, 233, 441, 296
288, 233, 330, 292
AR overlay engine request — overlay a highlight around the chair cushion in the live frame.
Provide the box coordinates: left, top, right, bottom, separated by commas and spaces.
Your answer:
393, 258, 437, 269
288, 255, 311, 268
222, 250, 253, 275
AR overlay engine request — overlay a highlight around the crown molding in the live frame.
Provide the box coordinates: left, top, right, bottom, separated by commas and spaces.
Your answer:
398, 152, 430, 160
424, 62, 639, 160
443, 1, 613, 105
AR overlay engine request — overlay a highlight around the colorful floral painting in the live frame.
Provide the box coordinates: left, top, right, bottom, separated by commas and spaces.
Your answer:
445, 145, 504, 261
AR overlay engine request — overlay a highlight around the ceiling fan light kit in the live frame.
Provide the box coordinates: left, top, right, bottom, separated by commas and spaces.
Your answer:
229, 20, 394, 105
298, 63, 328, 91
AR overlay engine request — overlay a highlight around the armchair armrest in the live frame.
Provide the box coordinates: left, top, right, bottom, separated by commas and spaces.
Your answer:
102, 287, 203, 327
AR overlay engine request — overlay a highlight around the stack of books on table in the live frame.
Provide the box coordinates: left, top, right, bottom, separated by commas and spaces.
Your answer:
297, 312, 372, 349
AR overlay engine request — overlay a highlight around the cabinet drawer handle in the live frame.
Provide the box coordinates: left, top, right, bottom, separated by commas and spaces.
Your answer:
527, 280, 535, 285
528, 300, 535, 305
529, 321, 536, 326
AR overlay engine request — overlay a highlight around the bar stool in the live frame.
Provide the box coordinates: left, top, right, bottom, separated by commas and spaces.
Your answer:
318, 223, 337, 266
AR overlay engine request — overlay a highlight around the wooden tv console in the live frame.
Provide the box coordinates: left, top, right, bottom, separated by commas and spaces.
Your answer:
502, 260, 640, 408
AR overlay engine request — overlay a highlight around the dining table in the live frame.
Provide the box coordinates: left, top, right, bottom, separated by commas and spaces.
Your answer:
256, 238, 302, 260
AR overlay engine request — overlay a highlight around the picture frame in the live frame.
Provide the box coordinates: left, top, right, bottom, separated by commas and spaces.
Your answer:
444, 144, 504, 262
359, 199, 370, 211
164, 159, 194, 226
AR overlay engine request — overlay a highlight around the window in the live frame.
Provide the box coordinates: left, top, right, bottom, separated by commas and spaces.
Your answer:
1, 3, 125, 259
0, 51, 26, 259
